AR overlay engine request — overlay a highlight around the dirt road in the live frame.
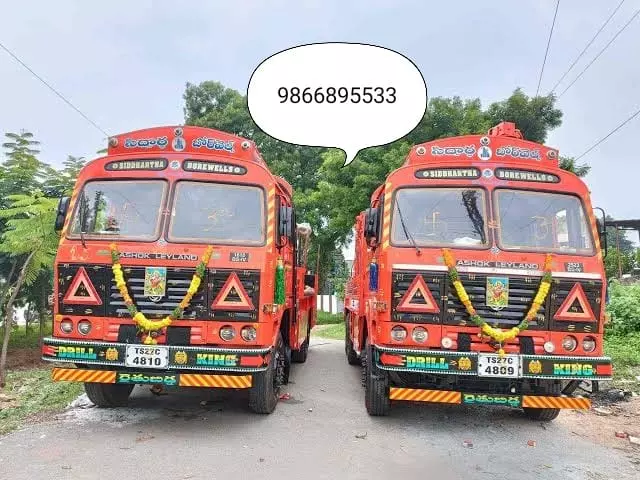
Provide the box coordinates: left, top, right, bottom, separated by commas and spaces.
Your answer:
0, 339, 638, 480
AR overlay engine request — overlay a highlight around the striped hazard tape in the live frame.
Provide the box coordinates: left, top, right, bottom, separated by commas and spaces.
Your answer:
522, 395, 590, 410
179, 374, 252, 389
389, 388, 461, 404
52, 368, 116, 384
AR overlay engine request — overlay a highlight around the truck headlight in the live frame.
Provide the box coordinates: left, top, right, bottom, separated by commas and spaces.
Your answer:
60, 319, 73, 334
219, 326, 235, 341
582, 336, 597, 353
77, 320, 92, 335
412, 326, 428, 343
390, 325, 407, 342
241, 326, 257, 342
562, 335, 578, 352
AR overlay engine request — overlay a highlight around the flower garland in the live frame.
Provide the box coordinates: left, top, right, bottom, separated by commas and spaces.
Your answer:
442, 248, 553, 356
110, 243, 213, 345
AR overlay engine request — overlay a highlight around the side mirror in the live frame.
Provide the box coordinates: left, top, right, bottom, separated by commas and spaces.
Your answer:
54, 196, 70, 232
364, 207, 380, 242
277, 204, 293, 247
594, 207, 607, 257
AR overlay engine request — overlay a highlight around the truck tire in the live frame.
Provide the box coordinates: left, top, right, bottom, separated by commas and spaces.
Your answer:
249, 333, 284, 414
522, 407, 561, 422
363, 338, 390, 416
84, 382, 134, 407
291, 320, 310, 363
522, 381, 561, 422
345, 315, 360, 366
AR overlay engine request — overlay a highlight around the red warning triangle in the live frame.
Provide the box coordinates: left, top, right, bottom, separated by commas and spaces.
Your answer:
62, 267, 102, 306
397, 275, 440, 313
211, 272, 254, 311
554, 283, 595, 322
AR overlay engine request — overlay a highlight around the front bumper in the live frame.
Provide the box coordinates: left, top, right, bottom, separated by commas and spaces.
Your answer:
42, 337, 270, 373
374, 345, 613, 381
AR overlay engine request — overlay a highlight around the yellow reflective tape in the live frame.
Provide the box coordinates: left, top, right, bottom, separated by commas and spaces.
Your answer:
179, 374, 252, 389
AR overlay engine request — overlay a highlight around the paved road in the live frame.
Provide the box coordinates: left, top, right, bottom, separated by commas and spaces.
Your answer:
0, 338, 638, 480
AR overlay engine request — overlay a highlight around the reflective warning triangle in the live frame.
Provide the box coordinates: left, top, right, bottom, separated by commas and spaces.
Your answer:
554, 283, 595, 322
62, 267, 102, 305
397, 275, 440, 313
211, 272, 254, 311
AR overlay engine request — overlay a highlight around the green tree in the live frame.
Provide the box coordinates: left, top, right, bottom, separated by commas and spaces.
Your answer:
559, 156, 591, 177
43, 155, 86, 197
484, 88, 562, 143
0, 193, 59, 387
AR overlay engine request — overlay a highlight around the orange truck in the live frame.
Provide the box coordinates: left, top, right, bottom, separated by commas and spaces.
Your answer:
43, 125, 317, 414
345, 122, 612, 420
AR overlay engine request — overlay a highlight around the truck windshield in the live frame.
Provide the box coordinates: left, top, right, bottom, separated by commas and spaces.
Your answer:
69, 180, 166, 240
495, 189, 594, 254
391, 187, 488, 248
169, 181, 265, 244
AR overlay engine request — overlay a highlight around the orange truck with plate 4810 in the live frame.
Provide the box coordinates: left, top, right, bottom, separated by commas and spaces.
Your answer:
43, 125, 317, 414
345, 122, 612, 420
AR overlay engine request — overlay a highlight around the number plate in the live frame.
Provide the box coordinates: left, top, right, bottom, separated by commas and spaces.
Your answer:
477, 354, 519, 378
125, 345, 169, 369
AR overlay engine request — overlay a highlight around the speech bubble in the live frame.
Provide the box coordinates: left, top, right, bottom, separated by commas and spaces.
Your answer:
247, 42, 427, 166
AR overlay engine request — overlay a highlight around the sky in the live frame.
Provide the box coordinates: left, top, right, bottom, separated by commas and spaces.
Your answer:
1, 0, 639, 248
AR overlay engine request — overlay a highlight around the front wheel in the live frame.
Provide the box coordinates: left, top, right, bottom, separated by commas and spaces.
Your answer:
84, 382, 134, 407
363, 338, 390, 416
249, 333, 284, 414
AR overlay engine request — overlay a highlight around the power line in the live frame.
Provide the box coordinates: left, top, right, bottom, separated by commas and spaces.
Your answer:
536, 0, 561, 97
575, 106, 640, 160
558, 6, 640, 98
0, 41, 109, 137
550, 0, 625, 94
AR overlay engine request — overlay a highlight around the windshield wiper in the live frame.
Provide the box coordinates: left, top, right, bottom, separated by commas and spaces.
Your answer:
78, 193, 87, 249
395, 199, 421, 256
461, 190, 486, 244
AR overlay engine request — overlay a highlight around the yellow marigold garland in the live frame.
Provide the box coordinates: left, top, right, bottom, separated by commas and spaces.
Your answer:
442, 249, 553, 356
110, 243, 213, 344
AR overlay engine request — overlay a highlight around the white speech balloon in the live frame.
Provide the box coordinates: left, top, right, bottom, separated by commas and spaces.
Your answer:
247, 43, 427, 166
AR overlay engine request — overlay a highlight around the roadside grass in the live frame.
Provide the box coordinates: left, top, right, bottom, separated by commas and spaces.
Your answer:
605, 332, 640, 388
0, 367, 82, 435
312, 322, 345, 340
8, 323, 51, 348
316, 311, 343, 325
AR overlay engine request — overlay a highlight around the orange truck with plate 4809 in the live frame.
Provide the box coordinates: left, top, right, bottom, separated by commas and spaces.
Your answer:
43, 125, 317, 414
345, 122, 612, 420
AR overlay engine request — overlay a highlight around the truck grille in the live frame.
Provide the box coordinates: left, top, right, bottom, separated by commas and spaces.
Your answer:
107, 267, 207, 319
446, 273, 547, 329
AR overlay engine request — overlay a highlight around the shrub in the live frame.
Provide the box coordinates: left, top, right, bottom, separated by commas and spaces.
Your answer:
606, 281, 640, 335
